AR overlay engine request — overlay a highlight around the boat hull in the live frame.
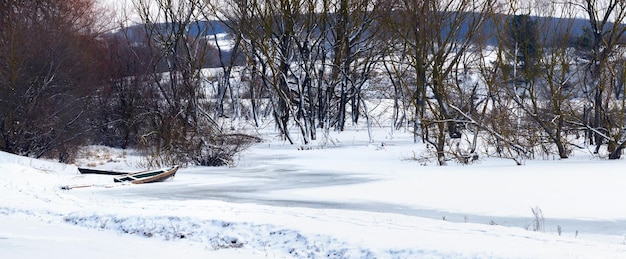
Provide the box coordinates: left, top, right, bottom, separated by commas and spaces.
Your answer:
113, 166, 178, 184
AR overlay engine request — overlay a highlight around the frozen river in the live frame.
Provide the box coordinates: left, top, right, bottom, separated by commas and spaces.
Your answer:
88, 152, 626, 241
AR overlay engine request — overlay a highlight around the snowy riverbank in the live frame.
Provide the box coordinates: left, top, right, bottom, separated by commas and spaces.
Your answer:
2, 128, 626, 258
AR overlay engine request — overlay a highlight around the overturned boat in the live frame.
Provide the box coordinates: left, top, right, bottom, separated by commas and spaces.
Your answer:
78, 167, 132, 175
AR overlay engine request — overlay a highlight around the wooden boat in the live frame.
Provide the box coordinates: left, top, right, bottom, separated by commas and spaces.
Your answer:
78, 167, 132, 175
113, 165, 179, 184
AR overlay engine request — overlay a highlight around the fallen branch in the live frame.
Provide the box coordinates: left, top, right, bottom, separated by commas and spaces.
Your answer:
449, 104, 528, 156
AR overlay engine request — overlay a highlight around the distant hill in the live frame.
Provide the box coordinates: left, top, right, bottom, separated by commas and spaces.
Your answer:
115, 13, 601, 47
116, 20, 228, 42
479, 13, 594, 46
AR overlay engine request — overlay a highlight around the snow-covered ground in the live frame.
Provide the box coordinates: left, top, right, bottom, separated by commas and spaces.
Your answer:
2, 127, 626, 258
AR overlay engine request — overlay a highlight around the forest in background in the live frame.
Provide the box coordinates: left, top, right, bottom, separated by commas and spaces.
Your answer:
2, 0, 626, 166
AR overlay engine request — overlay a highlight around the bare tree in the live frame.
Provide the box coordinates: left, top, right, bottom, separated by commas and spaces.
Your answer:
233, 0, 300, 143
571, 0, 626, 158
490, 2, 580, 159
93, 27, 154, 149
129, 0, 258, 166
382, 0, 491, 165
327, 0, 383, 132
523, 3, 578, 159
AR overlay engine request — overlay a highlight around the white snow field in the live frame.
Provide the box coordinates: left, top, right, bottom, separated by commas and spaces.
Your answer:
2, 127, 626, 258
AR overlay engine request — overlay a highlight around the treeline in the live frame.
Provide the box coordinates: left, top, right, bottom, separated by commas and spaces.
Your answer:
212, 0, 626, 165
1, 0, 626, 166
0, 0, 106, 162
0, 0, 257, 166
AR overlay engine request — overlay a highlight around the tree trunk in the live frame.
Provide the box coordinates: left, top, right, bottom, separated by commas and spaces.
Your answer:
608, 141, 625, 159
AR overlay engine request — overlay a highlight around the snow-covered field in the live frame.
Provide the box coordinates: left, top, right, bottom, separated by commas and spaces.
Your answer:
2, 127, 626, 258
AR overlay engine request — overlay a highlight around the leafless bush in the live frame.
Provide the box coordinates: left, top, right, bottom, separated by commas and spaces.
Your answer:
448, 138, 480, 165
194, 133, 262, 166
529, 206, 545, 232
138, 120, 262, 168
404, 149, 435, 166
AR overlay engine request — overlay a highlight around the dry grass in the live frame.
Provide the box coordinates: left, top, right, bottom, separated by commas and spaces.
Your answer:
75, 146, 127, 166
